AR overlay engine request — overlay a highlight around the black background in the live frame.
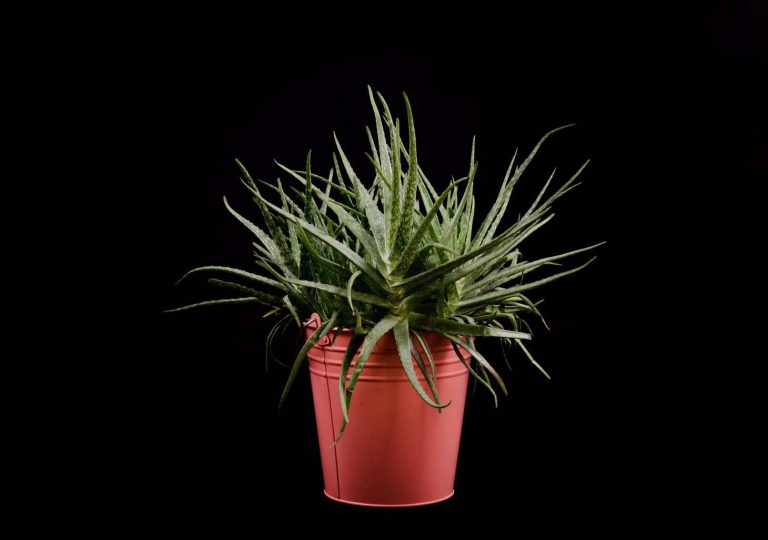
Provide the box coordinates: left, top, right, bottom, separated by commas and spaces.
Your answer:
119, 3, 765, 528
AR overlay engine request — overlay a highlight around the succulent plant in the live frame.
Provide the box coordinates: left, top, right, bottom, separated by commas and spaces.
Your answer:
170, 88, 602, 437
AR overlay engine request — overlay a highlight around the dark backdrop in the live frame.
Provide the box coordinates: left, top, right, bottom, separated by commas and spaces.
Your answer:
121, 4, 765, 529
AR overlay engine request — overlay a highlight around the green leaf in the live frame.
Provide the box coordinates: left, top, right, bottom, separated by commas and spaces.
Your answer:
462, 195, 476, 253
389, 117, 402, 251
532, 160, 590, 218
255, 178, 305, 216
440, 152, 476, 246
319, 172, 333, 216
476, 153, 519, 246
514, 293, 551, 330
470, 150, 517, 249
282, 295, 301, 327
393, 223, 523, 294
287, 182, 337, 217
312, 187, 386, 273
392, 94, 419, 255
368, 86, 392, 183
334, 137, 387, 256
358, 179, 388, 257
279, 312, 338, 411
391, 178, 467, 278
516, 339, 551, 379
274, 161, 356, 202
207, 278, 280, 304
175, 266, 288, 293
164, 297, 264, 314
276, 179, 302, 270
401, 220, 544, 305
414, 243, 459, 260
294, 224, 349, 281
457, 256, 597, 309
223, 197, 278, 252
523, 167, 556, 219
365, 152, 393, 192
223, 197, 295, 277
380, 101, 445, 223
235, 160, 295, 273
283, 277, 392, 308
465, 242, 605, 295
265, 314, 292, 372
304, 150, 314, 217
473, 125, 574, 249
456, 216, 555, 289
365, 125, 379, 165
247, 189, 389, 292
408, 313, 531, 339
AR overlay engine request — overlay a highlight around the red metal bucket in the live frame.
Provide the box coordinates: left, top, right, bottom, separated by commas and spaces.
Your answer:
305, 314, 470, 507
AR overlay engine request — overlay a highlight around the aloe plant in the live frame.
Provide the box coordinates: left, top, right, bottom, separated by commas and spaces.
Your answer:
170, 88, 602, 436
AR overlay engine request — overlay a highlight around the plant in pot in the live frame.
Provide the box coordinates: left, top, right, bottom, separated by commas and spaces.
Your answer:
169, 88, 602, 507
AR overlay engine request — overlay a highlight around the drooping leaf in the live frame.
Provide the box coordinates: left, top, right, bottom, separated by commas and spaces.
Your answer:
450, 341, 498, 406
346, 270, 363, 312
339, 315, 400, 427
412, 330, 436, 380
282, 295, 301, 327
444, 334, 507, 395
393, 318, 447, 408
409, 337, 442, 408
335, 331, 366, 439
279, 312, 338, 411
515, 339, 551, 379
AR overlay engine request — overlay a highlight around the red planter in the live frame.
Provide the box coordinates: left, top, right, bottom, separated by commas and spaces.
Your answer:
305, 314, 470, 507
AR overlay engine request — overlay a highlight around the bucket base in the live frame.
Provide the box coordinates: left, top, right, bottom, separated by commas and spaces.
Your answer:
323, 489, 455, 508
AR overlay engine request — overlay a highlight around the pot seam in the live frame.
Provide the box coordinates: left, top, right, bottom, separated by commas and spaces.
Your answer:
321, 346, 341, 499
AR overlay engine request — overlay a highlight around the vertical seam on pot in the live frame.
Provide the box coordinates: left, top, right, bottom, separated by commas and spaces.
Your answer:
322, 344, 342, 499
